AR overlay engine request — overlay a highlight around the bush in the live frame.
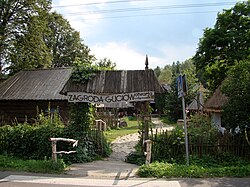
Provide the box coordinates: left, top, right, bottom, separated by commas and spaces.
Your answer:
0, 123, 64, 159
0, 154, 65, 173
138, 157, 250, 178
0, 102, 112, 162
150, 126, 186, 163
125, 152, 145, 166
188, 114, 219, 144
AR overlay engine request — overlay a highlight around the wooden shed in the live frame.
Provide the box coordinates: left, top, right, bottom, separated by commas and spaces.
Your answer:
204, 86, 228, 128
0, 68, 72, 124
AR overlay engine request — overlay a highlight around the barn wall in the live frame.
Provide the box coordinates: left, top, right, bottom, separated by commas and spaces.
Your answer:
0, 100, 69, 125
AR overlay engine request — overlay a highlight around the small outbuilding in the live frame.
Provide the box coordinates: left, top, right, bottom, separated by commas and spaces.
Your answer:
204, 86, 228, 128
0, 68, 72, 124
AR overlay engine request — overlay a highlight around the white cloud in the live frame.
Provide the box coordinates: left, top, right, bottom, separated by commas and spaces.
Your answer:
91, 42, 196, 70
52, 0, 107, 36
91, 42, 146, 70
158, 44, 197, 64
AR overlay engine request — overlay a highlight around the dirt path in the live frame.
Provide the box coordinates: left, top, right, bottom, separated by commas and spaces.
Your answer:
67, 118, 173, 177
108, 117, 174, 161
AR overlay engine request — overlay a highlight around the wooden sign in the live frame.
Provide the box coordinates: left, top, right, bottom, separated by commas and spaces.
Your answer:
67, 91, 154, 103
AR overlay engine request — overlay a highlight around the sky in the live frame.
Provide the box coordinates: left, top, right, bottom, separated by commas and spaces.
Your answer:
52, 0, 240, 70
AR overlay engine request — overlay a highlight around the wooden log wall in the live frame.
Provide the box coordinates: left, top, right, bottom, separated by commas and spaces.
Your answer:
0, 100, 70, 125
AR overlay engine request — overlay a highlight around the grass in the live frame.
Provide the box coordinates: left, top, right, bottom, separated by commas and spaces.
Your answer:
0, 154, 66, 174
104, 117, 139, 143
160, 116, 178, 126
138, 155, 250, 178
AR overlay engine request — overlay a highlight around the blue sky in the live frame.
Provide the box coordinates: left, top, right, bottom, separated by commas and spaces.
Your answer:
52, 0, 239, 70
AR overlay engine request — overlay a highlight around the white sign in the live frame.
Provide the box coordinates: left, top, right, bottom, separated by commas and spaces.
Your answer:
67, 91, 155, 103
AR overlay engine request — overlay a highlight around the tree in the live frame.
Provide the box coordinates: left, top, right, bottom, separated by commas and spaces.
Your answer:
158, 65, 172, 84
193, 1, 250, 91
8, 14, 52, 74
95, 57, 116, 70
154, 66, 161, 77
0, 0, 52, 77
222, 60, 250, 130
45, 12, 95, 68
163, 60, 198, 121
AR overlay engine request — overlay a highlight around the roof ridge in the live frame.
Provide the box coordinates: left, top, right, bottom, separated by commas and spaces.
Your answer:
21, 67, 73, 72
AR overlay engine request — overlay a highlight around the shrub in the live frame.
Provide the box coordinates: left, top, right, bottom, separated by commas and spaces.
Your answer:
0, 155, 65, 173
0, 123, 64, 159
125, 152, 146, 166
138, 158, 250, 178
188, 114, 219, 144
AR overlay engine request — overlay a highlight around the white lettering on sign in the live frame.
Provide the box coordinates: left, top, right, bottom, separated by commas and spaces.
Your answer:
67, 91, 155, 103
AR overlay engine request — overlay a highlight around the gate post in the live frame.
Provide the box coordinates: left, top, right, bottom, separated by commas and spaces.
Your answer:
145, 140, 152, 165
52, 141, 57, 162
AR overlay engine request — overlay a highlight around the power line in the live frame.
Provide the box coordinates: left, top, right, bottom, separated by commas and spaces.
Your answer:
54, 2, 237, 17
52, 0, 149, 8
69, 10, 219, 21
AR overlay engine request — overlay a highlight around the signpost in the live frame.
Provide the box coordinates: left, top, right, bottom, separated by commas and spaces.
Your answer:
177, 74, 189, 165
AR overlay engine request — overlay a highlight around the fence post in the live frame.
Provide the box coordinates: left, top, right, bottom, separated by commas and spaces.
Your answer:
52, 141, 57, 162
145, 140, 152, 165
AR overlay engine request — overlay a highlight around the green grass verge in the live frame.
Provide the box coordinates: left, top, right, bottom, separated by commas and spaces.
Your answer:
138, 161, 250, 178
104, 118, 139, 143
160, 116, 178, 126
0, 155, 66, 174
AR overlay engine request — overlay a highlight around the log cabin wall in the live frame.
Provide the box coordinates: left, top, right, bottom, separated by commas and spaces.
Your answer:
0, 100, 69, 125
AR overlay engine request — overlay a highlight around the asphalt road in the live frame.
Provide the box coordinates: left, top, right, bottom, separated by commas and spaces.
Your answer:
1, 171, 250, 187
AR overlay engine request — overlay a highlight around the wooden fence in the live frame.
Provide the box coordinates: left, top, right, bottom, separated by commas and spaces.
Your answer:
149, 129, 250, 161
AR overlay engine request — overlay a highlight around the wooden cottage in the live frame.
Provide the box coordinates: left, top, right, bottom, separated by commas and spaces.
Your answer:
204, 86, 228, 128
0, 68, 72, 124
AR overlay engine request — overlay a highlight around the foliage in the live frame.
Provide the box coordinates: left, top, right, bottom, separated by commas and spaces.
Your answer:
45, 12, 95, 68
222, 60, 250, 130
150, 126, 185, 163
67, 103, 93, 137
193, 1, 250, 91
157, 65, 172, 84
188, 114, 219, 144
0, 155, 65, 173
63, 102, 111, 163
0, 1, 95, 77
162, 59, 198, 122
1, 0, 52, 76
71, 61, 100, 84
160, 116, 177, 125
138, 155, 250, 178
0, 111, 64, 159
95, 57, 116, 70
125, 152, 146, 166
153, 66, 161, 77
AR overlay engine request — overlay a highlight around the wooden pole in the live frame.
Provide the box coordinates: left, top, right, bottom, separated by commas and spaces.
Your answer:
52, 141, 57, 162
145, 140, 152, 165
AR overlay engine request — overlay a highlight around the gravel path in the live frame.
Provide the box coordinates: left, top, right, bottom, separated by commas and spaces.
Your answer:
108, 118, 174, 161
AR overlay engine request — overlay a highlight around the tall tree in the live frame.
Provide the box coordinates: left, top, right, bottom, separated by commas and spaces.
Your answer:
8, 13, 52, 74
45, 12, 95, 67
163, 60, 198, 121
0, 0, 52, 77
222, 60, 250, 130
158, 65, 172, 84
193, 1, 250, 91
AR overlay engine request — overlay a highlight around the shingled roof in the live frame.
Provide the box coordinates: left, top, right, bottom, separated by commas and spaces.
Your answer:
0, 68, 72, 100
60, 69, 164, 95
